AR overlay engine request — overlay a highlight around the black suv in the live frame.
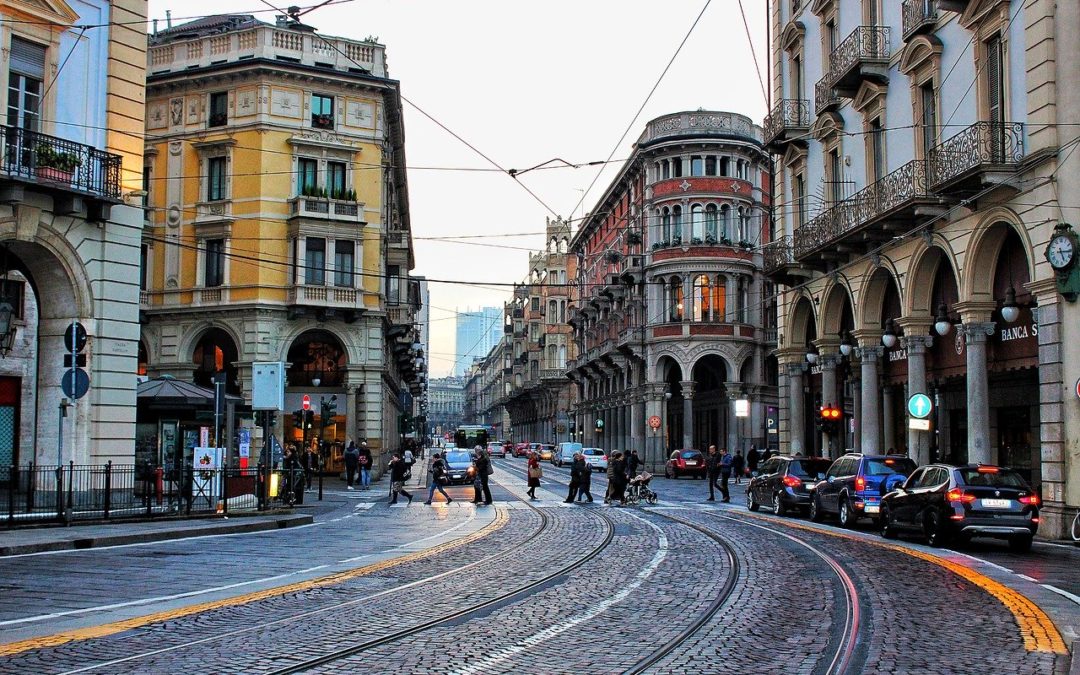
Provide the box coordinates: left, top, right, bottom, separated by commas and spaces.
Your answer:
746, 455, 831, 516
810, 453, 917, 527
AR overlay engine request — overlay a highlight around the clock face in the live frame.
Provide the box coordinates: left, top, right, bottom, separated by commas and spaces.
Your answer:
1047, 234, 1075, 270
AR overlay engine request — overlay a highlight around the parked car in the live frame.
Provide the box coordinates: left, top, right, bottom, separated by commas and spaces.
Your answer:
747, 455, 831, 516
503, 440, 514, 455
665, 450, 707, 479
880, 464, 1040, 551
487, 441, 508, 459
810, 453, 917, 527
539, 444, 556, 462
442, 450, 476, 486
554, 442, 582, 467
582, 447, 608, 471
513, 443, 530, 458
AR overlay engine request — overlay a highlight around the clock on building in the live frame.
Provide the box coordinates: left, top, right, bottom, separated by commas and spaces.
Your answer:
1045, 223, 1078, 271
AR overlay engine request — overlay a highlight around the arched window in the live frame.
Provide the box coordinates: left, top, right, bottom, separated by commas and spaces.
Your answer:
661, 208, 671, 242
670, 276, 684, 321
547, 344, 557, 368
558, 344, 566, 368
691, 205, 704, 241
720, 205, 731, 240
672, 206, 683, 241
739, 207, 751, 243
694, 275, 711, 321
548, 300, 557, 324
715, 275, 728, 321
661, 159, 670, 179
705, 205, 718, 241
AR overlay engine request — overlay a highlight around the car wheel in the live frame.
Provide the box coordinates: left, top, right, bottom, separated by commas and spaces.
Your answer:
880, 506, 898, 539
665, 466, 673, 479
747, 489, 759, 512
1008, 535, 1033, 553
838, 499, 854, 528
772, 492, 786, 516
924, 511, 950, 547
809, 493, 824, 522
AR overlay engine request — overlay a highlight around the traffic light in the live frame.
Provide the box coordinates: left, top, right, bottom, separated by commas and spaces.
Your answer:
293, 410, 303, 428
322, 395, 337, 419
819, 406, 842, 434
595, 418, 604, 434
304, 410, 315, 429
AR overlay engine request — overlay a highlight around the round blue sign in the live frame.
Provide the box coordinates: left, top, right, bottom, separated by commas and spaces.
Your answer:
62, 368, 89, 400
907, 393, 932, 419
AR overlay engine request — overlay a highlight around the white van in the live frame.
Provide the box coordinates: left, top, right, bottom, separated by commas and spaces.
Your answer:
554, 442, 582, 467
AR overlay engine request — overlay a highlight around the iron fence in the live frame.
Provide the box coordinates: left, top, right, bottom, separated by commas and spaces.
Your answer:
763, 99, 810, 146
0, 462, 307, 527
763, 236, 794, 276
1, 125, 123, 200
927, 121, 1025, 189
902, 0, 938, 41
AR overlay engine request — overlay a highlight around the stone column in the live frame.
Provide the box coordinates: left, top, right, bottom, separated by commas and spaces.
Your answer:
882, 385, 896, 452
631, 392, 645, 454
584, 405, 595, 447
851, 377, 861, 454
645, 383, 666, 472
727, 392, 740, 452
786, 362, 807, 455
962, 321, 996, 465
680, 380, 696, 449
902, 332, 933, 465
819, 354, 839, 457
857, 344, 883, 454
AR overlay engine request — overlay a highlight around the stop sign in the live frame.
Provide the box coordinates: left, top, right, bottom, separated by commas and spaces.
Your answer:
302, 394, 311, 410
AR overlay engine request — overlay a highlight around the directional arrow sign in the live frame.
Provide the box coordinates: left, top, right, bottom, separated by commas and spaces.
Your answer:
907, 393, 933, 419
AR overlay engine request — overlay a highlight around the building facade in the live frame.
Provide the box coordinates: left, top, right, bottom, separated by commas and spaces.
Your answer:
764, 0, 1079, 536
454, 306, 502, 376
464, 337, 511, 440
140, 15, 422, 472
0, 0, 146, 466
568, 111, 776, 471
428, 375, 466, 438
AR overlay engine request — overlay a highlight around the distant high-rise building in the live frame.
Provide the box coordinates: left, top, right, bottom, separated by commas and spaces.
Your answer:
454, 307, 502, 376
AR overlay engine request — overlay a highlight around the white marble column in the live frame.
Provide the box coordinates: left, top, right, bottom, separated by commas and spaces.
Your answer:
963, 322, 995, 464
882, 386, 896, 452
858, 345, 883, 454
787, 363, 807, 455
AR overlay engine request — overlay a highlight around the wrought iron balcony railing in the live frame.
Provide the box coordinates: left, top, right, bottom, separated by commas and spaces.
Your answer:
763, 236, 794, 276
794, 160, 931, 260
927, 121, 1024, 190
902, 0, 938, 41
815, 79, 841, 115
828, 26, 890, 85
1, 125, 122, 201
763, 99, 811, 148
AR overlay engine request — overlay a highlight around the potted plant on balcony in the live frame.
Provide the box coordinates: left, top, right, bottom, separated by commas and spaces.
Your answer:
740, 240, 754, 250
704, 233, 717, 245
626, 231, 643, 245
671, 235, 683, 246
34, 144, 81, 183
312, 113, 334, 129
691, 237, 703, 245
720, 234, 732, 246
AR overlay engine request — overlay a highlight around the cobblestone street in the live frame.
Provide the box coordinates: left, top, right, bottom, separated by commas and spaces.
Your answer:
0, 459, 1076, 674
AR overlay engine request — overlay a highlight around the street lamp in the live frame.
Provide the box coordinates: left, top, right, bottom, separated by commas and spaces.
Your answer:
881, 318, 898, 349
934, 303, 952, 337
806, 346, 819, 364
1000, 286, 1020, 323
838, 331, 852, 357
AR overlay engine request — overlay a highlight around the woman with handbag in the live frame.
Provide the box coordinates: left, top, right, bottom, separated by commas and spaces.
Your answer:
526, 451, 542, 500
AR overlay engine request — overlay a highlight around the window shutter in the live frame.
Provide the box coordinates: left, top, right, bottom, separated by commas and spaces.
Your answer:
9, 37, 46, 79
986, 35, 1003, 125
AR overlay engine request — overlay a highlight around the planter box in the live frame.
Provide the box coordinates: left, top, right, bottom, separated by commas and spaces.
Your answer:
35, 167, 74, 183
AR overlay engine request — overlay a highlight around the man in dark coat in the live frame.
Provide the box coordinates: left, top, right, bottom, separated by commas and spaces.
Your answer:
343, 440, 360, 490
706, 445, 721, 501
719, 447, 733, 503
609, 452, 627, 506
746, 445, 760, 476
388, 452, 413, 505
626, 450, 641, 479
576, 455, 593, 503
472, 446, 493, 505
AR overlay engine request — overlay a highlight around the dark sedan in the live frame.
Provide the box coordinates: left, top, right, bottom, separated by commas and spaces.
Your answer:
747, 455, 831, 516
879, 464, 1040, 551
442, 450, 476, 486
665, 450, 706, 479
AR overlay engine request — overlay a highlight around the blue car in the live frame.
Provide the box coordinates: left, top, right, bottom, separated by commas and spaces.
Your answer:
810, 453, 917, 527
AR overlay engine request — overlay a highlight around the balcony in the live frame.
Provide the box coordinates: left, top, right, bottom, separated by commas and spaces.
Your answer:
762, 236, 814, 286
818, 26, 891, 100
0, 125, 122, 203
793, 160, 940, 265
288, 196, 363, 223
288, 284, 362, 322
902, 0, 939, 41
540, 368, 566, 381
928, 122, 1024, 193
815, 79, 841, 115
763, 99, 810, 151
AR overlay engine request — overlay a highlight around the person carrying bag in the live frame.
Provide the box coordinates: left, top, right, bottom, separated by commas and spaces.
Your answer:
526, 452, 542, 500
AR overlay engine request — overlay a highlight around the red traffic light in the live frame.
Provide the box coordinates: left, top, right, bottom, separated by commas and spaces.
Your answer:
820, 406, 841, 419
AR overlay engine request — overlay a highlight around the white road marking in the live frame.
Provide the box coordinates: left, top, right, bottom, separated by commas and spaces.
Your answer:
1017, 574, 1038, 582
1042, 584, 1080, 607
2, 511, 483, 626
450, 512, 669, 675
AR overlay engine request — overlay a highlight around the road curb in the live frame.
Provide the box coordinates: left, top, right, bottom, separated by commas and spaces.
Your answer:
0, 514, 313, 556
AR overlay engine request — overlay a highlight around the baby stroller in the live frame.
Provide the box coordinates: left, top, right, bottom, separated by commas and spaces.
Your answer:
625, 471, 658, 505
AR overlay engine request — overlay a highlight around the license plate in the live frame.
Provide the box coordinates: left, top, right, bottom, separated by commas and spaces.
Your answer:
982, 498, 1011, 508
685, 461, 697, 466
864, 505, 879, 514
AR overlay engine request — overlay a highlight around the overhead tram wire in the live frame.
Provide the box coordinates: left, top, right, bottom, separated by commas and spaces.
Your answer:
0, 1, 357, 29
737, 0, 769, 108
565, 0, 713, 224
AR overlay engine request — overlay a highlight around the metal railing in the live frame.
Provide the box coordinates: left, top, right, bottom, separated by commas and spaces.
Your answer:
815, 79, 841, 115
763, 236, 794, 275
828, 26, 891, 84
1, 463, 306, 526
1, 125, 122, 200
927, 121, 1025, 189
902, 0, 938, 41
763, 99, 810, 145
794, 160, 930, 259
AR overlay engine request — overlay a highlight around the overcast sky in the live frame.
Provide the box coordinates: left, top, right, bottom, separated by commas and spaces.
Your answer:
147, 0, 770, 377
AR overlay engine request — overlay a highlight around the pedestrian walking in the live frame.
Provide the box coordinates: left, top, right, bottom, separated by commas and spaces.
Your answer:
605, 452, 618, 504
719, 447, 733, 502
733, 449, 746, 485
284, 445, 303, 504
472, 446, 493, 505
706, 445, 721, 501
404, 446, 415, 475
358, 441, 372, 490
565, 453, 581, 503
609, 452, 627, 506
388, 452, 413, 505
343, 439, 360, 490
424, 452, 452, 505
576, 454, 594, 503
626, 449, 641, 479
526, 452, 542, 500
746, 444, 760, 476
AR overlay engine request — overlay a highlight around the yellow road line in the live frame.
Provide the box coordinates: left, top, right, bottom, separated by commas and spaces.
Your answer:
739, 512, 1067, 654
0, 508, 508, 657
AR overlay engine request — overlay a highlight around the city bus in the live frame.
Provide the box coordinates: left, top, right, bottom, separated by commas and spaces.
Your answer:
454, 425, 490, 451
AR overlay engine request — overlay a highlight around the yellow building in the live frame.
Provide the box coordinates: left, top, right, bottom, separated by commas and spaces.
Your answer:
140, 14, 421, 473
